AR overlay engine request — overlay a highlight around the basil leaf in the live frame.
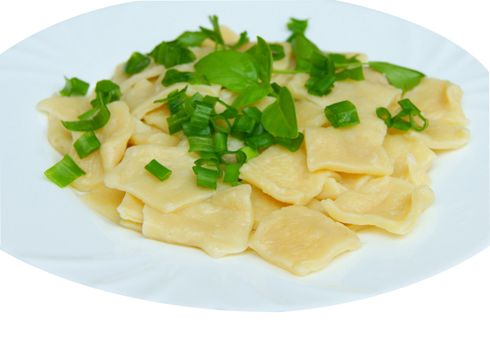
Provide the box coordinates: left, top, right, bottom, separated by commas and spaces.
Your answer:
150, 41, 196, 68
336, 66, 365, 81
195, 50, 258, 92
270, 44, 286, 61
305, 52, 336, 96
231, 31, 250, 49
368, 61, 425, 92
232, 84, 269, 108
162, 69, 206, 86
176, 31, 207, 47
262, 87, 298, 138
247, 36, 272, 85
290, 34, 322, 72
287, 18, 309, 41
199, 15, 224, 46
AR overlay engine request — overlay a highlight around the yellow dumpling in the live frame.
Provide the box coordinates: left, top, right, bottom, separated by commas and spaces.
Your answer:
295, 99, 327, 131
96, 101, 134, 170
37, 95, 91, 121
129, 119, 180, 147
68, 148, 105, 192
304, 121, 393, 175
104, 144, 218, 213
79, 185, 125, 223
123, 79, 155, 111
142, 185, 253, 257
250, 186, 285, 228
322, 177, 434, 235
117, 63, 165, 93
117, 193, 144, 224
142, 107, 170, 133
384, 134, 435, 185
239, 145, 326, 205
46, 115, 73, 155
404, 78, 469, 150
249, 206, 361, 276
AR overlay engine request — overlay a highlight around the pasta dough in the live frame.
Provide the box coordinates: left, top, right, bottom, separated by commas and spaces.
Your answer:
142, 185, 253, 257
322, 177, 434, 235
250, 206, 361, 276
240, 145, 326, 205
105, 144, 218, 213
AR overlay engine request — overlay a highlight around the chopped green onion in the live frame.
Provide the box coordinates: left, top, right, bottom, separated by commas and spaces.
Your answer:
62, 99, 111, 131
275, 132, 304, 152
73, 132, 101, 158
376, 107, 392, 128
336, 66, 364, 81
324, 100, 360, 128
245, 132, 275, 150
190, 101, 214, 128
223, 163, 242, 185
124, 52, 151, 75
214, 132, 228, 153
239, 146, 258, 161
192, 165, 219, 189
305, 52, 336, 96
211, 115, 232, 134
145, 159, 172, 181
59, 77, 89, 97
270, 44, 286, 61
188, 136, 215, 153
162, 69, 199, 86
44, 155, 85, 188
166, 88, 188, 114
182, 123, 212, 137
233, 115, 256, 134
376, 99, 428, 132
91, 80, 121, 106
399, 99, 428, 131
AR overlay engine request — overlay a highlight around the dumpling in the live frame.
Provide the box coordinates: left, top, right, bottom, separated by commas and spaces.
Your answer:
79, 185, 125, 223
142, 107, 170, 133
250, 186, 285, 229
96, 101, 134, 170
104, 144, 218, 213
129, 119, 180, 147
117, 193, 144, 232
239, 145, 326, 205
321, 177, 434, 235
142, 185, 253, 257
384, 134, 435, 185
295, 99, 327, 131
316, 172, 347, 200
249, 206, 361, 276
117, 63, 165, 93
46, 115, 73, 155
304, 121, 393, 175
68, 148, 105, 192
123, 79, 156, 111
37, 96, 91, 121
404, 78, 469, 150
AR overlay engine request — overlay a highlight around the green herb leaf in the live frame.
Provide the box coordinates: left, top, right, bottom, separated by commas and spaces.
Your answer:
73, 132, 101, 158
305, 52, 336, 96
290, 34, 322, 72
62, 100, 111, 131
59, 77, 89, 97
327, 53, 361, 68
247, 36, 272, 85
195, 50, 258, 91
124, 52, 151, 75
231, 31, 250, 49
199, 15, 224, 46
270, 44, 286, 61
368, 61, 425, 92
232, 84, 269, 108
44, 154, 85, 188
262, 87, 298, 138
245, 132, 275, 150
162, 69, 195, 86
150, 41, 196, 68
145, 159, 172, 181
176, 31, 208, 47
324, 100, 360, 128
287, 18, 309, 41
335, 66, 365, 81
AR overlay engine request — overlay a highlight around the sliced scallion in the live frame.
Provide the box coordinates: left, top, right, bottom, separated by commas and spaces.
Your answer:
145, 159, 172, 181
324, 100, 360, 128
44, 155, 85, 188
73, 132, 101, 158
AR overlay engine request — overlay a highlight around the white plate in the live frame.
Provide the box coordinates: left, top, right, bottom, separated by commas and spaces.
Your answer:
0, 1, 488, 311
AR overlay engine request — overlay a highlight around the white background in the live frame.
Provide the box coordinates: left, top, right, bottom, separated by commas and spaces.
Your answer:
0, 1, 488, 349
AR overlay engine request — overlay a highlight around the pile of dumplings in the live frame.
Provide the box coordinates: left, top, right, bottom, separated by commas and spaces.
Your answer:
38, 27, 469, 276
